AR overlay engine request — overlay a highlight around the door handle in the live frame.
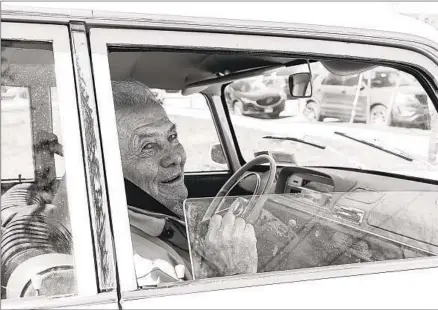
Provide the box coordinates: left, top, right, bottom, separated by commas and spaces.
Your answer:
341, 90, 346, 94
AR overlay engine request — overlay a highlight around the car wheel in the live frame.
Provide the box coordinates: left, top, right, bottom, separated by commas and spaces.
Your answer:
233, 100, 244, 115
303, 100, 321, 121
267, 111, 281, 119
369, 104, 389, 125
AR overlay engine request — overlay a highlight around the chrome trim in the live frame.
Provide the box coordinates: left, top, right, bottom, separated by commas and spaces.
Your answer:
89, 30, 138, 292
184, 171, 230, 177
2, 22, 98, 296
121, 256, 438, 301
69, 22, 117, 292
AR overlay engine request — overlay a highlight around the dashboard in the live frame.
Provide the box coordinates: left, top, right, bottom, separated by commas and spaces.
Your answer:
238, 165, 438, 273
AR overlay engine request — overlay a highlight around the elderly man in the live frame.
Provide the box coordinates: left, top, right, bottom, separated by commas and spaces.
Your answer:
112, 80, 258, 281
1, 80, 258, 296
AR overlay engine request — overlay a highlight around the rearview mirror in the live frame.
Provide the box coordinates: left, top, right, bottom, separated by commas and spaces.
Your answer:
210, 143, 227, 165
288, 72, 312, 98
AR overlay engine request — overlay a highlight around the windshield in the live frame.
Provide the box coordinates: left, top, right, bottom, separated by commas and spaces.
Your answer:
223, 61, 437, 178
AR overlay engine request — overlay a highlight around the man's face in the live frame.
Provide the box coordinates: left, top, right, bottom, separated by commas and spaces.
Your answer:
117, 103, 188, 215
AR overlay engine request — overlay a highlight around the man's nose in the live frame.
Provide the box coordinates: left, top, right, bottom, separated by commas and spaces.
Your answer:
160, 149, 182, 168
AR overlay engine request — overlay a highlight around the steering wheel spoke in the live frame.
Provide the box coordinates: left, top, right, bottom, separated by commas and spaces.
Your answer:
202, 155, 277, 225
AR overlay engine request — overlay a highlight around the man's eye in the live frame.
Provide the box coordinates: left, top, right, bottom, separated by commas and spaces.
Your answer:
169, 133, 178, 141
141, 143, 156, 151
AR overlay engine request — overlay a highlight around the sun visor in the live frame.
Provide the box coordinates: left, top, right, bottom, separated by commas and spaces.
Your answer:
321, 60, 377, 76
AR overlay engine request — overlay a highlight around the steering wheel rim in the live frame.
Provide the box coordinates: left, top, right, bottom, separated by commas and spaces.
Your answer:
202, 154, 277, 225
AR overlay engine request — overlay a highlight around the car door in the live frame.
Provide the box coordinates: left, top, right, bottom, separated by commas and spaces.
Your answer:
86, 20, 438, 309
319, 74, 353, 120
1, 22, 118, 309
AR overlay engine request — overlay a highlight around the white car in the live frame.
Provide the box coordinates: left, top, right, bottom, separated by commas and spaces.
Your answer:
2, 3, 438, 310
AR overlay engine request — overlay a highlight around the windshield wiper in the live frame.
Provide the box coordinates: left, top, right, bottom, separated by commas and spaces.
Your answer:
334, 131, 438, 170
262, 135, 367, 169
334, 131, 413, 161
263, 135, 326, 149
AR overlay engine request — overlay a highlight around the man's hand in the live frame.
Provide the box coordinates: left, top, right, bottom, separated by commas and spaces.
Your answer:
200, 212, 258, 276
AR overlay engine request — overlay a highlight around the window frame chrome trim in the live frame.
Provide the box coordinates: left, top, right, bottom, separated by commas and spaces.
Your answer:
69, 22, 117, 292
2, 22, 98, 297
89, 31, 138, 293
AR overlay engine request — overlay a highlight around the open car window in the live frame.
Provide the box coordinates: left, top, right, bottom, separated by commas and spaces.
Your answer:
184, 192, 437, 279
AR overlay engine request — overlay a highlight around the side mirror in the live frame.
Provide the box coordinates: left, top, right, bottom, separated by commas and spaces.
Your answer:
288, 72, 312, 98
210, 143, 227, 165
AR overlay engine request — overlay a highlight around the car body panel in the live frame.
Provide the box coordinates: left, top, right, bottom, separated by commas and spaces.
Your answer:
2, 4, 438, 309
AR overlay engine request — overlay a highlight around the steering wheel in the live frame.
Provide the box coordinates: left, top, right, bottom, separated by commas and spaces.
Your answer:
202, 154, 277, 225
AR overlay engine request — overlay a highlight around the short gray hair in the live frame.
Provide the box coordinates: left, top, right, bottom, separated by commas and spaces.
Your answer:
111, 79, 161, 110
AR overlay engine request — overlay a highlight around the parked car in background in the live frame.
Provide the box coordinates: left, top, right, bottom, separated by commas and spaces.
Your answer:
225, 75, 286, 118
303, 68, 431, 129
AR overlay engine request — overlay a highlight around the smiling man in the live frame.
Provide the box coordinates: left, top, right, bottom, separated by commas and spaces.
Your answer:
111, 80, 258, 283
113, 80, 188, 217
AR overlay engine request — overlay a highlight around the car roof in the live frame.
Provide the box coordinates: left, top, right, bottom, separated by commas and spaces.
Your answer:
3, 3, 438, 43
4, 3, 438, 92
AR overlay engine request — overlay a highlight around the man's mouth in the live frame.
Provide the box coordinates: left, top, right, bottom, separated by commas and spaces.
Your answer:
161, 173, 182, 184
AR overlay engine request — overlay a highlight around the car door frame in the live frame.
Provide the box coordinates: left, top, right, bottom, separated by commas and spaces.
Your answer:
1, 21, 119, 310
88, 23, 438, 307
1, 20, 97, 297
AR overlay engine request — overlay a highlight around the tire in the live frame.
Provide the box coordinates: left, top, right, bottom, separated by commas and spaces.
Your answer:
369, 104, 389, 126
303, 100, 321, 121
233, 100, 244, 115
268, 111, 281, 119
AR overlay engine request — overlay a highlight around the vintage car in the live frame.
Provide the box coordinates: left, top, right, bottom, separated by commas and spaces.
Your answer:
2, 3, 438, 310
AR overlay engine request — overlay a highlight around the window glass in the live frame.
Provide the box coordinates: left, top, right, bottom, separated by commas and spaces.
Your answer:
184, 192, 437, 279
50, 87, 65, 176
1, 86, 33, 180
1, 41, 77, 300
322, 74, 344, 85
224, 61, 437, 177
344, 75, 360, 87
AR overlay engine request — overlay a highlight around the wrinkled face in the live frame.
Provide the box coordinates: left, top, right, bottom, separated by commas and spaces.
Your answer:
116, 103, 188, 215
